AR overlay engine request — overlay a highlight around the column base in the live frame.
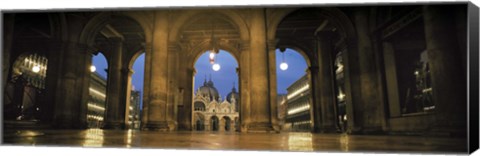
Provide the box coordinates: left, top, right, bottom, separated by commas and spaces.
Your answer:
145, 121, 170, 131
103, 121, 125, 130
247, 122, 277, 133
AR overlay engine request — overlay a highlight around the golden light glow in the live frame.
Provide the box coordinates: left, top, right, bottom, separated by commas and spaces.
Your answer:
287, 84, 309, 99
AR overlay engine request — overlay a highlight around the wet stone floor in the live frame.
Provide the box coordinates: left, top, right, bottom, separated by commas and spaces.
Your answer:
2, 129, 467, 154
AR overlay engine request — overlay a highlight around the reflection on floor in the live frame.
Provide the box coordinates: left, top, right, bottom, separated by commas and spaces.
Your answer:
2, 129, 467, 154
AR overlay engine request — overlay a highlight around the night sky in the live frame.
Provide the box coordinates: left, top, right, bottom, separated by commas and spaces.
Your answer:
91, 48, 308, 106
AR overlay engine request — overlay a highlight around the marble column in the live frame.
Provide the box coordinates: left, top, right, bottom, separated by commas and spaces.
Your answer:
423, 5, 467, 136
104, 37, 125, 129
316, 32, 338, 132
247, 9, 274, 132
141, 43, 152, 130
146, 11, 170, 131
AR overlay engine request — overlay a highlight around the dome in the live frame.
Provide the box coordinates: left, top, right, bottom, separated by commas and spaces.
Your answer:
226, 86, 239, 103
197, 76, 220, 101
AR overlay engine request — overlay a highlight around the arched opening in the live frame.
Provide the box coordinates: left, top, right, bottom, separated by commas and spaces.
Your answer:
82, 15, 146, 129
127, 52, 145, 130
87, 53, 108, 128
222, 116, 231, 131
192, 50, 240, 132
274, 8, 348, 133
4, 53, 48, 121
275, 48, 310, 132
210, 116, 220, 131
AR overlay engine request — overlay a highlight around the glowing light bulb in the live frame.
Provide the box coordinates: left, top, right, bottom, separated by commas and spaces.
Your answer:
90, 65, 96, 72
212, 63, 221, 71
32, 65, 40, 73
209, 52, 215, 59
280, 62, 288, 70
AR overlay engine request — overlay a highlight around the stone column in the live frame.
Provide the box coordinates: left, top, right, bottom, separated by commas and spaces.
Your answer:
219, 119, 225, 132
146, 11, 170, 131
267, 40, 279, 131
239, 41, 251, 132
121, 68, 134, 129
2, 14, 14, 89
316, 32, 337, 132
42, 41, 63, 123
166, 42, 179, 130
353, 8, 386, 133
423, 5, 467, 136
308, 66, 322, 132
104, 37, 125, 129
247, 9, 274, 132
141, 43, 152, 130
53, 42, 89, 129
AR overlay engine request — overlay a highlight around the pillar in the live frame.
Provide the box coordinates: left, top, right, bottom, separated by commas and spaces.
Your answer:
423, 5, 467, 136
104, 37, 125, 129
146, 11, 170, 131
239, 41, 251, 132
355, 8, 386, 133
52, 42, 89, 129
2, 14, 14, 89
122, 68, 134, 129
316, 32, 338, 132
267, 40, 279, 132
247, 9, 274, 132
141, 43, 152, 130
308, 66, 322, 132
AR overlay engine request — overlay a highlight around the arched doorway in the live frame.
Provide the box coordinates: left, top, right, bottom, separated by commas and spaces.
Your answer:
275, 48, 310, 132
127, 52, 145, 130
191, 50, 240, 132
4, 53, 48, 121
80, 14, 147, 129
222, 116, 231, 131
210, 116, 220, 131
87, 52, 108, 128
273, 8, 353, 133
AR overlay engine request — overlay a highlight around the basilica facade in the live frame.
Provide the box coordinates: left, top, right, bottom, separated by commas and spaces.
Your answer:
192, 77, 239, 131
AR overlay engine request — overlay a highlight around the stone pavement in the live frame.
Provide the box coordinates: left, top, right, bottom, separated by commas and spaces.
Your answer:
1, 129, 468, 154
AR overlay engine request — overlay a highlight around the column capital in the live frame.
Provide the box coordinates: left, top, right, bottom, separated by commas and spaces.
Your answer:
121, 68, 135, 76
267, 39, 278, 50
168, 41, 179, 52
308, 66, 319, 73
144, 42, 153, 51
238, 41, 250, 52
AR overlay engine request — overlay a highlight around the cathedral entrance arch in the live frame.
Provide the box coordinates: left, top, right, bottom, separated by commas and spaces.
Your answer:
210, 116, 220, 131
191, 49, 240, 132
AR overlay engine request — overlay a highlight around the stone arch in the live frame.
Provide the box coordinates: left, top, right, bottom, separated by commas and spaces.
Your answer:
267, 7, 357, 41
169, 10, 250, 42
276, 43, 316, 67
78, 12, 151, 47
189, 44, 241, 68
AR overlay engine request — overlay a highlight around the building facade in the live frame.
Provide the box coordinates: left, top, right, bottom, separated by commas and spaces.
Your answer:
2, 4, 473, 136
285, 74, 312, 131
193, 78, 239, 131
